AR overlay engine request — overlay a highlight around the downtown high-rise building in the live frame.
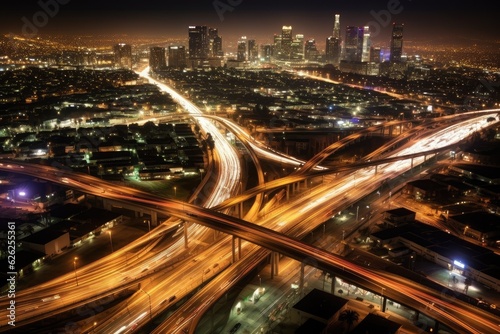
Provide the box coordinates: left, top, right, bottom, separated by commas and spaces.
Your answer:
248, 39, 258, 62
168, 45, 187, 68
325, 14, 341, 65
304, 39, 318, 61
188, 25, 209, 59
390, 22, 404, 62
361, 26, 371, 62
342, 26, 370, 62
280, 26, 293, 59
237, 36, 247, 61
149, 47, 166, 71
343, 26, 363, 62
291, 34, 304, 60
208, 28, 223, 58
113, 43, 132, 69
333, 13, 341, 39
261, 44, 274, 61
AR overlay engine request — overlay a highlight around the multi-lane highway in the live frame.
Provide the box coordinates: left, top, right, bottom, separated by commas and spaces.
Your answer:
1, 66, 498, 334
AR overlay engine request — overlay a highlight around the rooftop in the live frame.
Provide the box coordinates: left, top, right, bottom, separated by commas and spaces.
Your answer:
293, 288, 348, 322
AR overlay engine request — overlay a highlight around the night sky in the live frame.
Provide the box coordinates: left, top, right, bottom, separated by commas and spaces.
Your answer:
2, 0, 498, 46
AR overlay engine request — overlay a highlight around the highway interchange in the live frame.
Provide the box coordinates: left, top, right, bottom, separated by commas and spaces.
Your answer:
0, 68, 499, 333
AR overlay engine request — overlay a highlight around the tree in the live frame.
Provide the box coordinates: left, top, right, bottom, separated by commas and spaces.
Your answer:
206, 133, 215, 151
338, 309, 359, 333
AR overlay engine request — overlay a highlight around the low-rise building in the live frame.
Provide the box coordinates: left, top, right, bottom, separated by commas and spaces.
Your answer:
404, 179, 447, 201
448, 212, 500, 244
293, 288, 348, 328
371, 220, 500, 292
21, 228, 70, 256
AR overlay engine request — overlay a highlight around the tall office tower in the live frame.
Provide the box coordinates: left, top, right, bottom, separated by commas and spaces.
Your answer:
325, 13, 342, 65
237, 36, 247, 61
208, 28, 223, 57
247, 39, 258, 62
343, 26, 363, 62
149, 47, 166, 71
304, 39, 318, 61
261, 44, 274, 61
361, 26, 371, 62
168, 45, 187, 68
188, 25, 208, 59
333, 13, 341, 39
390, 22, 404, 62
291, 34, 304, 60
273, 34, 282, 57
113, 43, 132, 69
325, 36, 335, 63
280, 26, 293, 59
212, 35, 223, 57
370, 46, 381, 63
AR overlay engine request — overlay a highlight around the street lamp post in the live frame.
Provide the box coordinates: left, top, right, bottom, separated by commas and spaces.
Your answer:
258, 274, 261, 287
108, 230, 114, 253
174, 186, 177, 198
356, 205, 359, 222
73, 257, 79, 286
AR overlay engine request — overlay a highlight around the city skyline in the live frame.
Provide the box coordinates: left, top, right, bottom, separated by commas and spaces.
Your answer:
2, 0, 498, 48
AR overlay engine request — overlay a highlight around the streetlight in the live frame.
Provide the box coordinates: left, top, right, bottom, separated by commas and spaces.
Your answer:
174, 186, 177, 198
356, 205, 359, 222
73, 257, 79, 286
108, 230, 114, 253
258, 274, 261, 287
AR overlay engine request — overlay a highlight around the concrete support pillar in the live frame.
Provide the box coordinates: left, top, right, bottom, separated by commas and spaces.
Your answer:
239, 202, 244, 219
300, 262, 305, 297
150, 211, 157, 226
183, 221, 188, 249
232, 236, 241, 263
286, 184, 290, 200
238, 237, 242, 260
271, 252, 279, 278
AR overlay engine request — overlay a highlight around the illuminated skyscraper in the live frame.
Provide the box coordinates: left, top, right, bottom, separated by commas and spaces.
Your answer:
326, 14, 341, 65
237, 36, 247, 61
280, 26, 293, 59
291, 34, 304, 60
342, 26, 370, 62
149, 47, 166, 71
188, 25, 208, 59
168, 45, 187, 68
248, 39, 258, 62
113, 43, 132, 69
208, 28, 223, 57
333, 13, 340, 39
261, 44, 274, 61
361, 26, 371, 62
343, 26, 363, 62
390, 22, 404, 62
304, 39, 318, 61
